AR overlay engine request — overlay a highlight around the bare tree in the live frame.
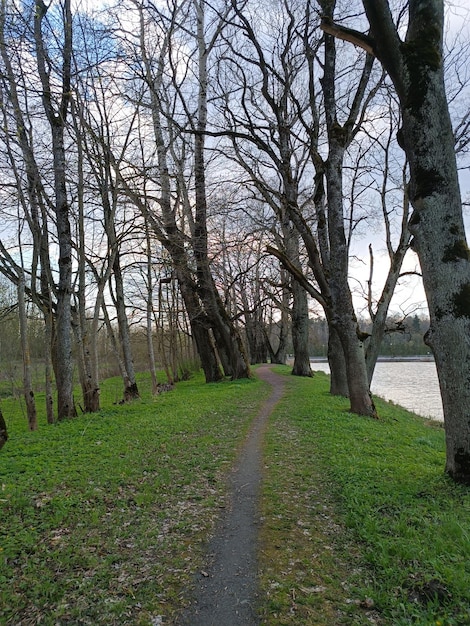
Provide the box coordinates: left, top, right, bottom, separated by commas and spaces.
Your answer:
0, 2, 57, 421
216, 0, 314, 376
107, 0, 250, 381
34, 0, 76, 419
323, 0, 470, 482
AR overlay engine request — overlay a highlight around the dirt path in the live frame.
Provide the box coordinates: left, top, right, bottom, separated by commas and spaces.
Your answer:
176, 365, 285, 626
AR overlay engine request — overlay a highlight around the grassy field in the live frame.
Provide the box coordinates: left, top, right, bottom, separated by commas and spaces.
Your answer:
0, 371, 270, 625
1, 366, 470, 625
260, 367, 470, 626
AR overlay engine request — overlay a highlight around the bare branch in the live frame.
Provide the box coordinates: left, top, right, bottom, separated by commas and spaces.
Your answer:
320, 16, 375, 56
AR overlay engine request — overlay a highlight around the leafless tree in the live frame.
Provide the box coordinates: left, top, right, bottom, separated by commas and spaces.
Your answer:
324, 0, 470, 481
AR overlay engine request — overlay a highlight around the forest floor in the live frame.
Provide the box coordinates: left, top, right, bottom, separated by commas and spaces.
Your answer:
176, 365, 285, 626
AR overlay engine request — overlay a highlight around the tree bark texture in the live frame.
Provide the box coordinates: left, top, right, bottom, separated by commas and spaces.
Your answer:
328, 324, 349, 397
325, 142, 376, 417
177, 270, 224, 383
290, 267, 313, 377
282, 208, 312, 378
362, 0, 470, 480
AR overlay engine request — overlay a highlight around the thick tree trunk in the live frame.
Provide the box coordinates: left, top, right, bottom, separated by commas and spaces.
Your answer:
240, 291, 268, 364
177, 272, 223, 383
270, 281, 290, 364
51, 132, 76, 421
72, 316, 100, 413
137, 4, 235, 384
270, 321, 288, 365
291, 279, 312, 377
362, 0, 470, 480
203, 287, 251, 379
320, 8, 377, 417
330, 288, 376, 416
405, 99, 470, 481
192, 1, 250, 381
284, 220, 312, 377
326, 139, 377, 417
328, 324, 349, 397
73, 101, 100, 413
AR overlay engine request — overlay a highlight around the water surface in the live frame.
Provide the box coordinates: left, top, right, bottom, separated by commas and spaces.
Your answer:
311, 360, 443, 421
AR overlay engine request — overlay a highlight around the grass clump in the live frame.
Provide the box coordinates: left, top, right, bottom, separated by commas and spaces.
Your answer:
0, 371, 270, 625
259, 366, 470, 625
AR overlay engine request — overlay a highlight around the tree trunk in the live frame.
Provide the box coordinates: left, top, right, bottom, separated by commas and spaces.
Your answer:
192, 0, 250, 381
281, 210, 311, 377
177, 271, 223, 383
203, 287, 251, 379
101, 300, 132, 390
240, 291, 258, 364
146, 228, 159, 395
35, 0, 76, 420
44, 307, 55, 424
72, 314, 100, 413
328, 324, 349, 396
321, 9, 377, 417
135, 4, 229, 384
51, 134, 76, 420
326, 135, 376, 417
110, 250, 139, 402
0, 409, 7, 451
18, 272, 37, 430
73, 101, 100, 413
269, 270, 291, 365
362, 0, 470, 479
291, 278, 312, 377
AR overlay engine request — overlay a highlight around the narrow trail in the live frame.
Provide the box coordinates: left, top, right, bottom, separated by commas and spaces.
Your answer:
176, 365, 286, 626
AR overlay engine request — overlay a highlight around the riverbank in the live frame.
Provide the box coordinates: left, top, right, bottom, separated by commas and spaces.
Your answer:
309, 359, 443, 421
305, 355, 435, 362
1, 368, 469, 625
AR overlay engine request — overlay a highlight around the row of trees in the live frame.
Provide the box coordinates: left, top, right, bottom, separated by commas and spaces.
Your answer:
0, 0, 469, 482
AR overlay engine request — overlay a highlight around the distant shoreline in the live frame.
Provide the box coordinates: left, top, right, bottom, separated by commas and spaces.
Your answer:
306, 355, 435, 363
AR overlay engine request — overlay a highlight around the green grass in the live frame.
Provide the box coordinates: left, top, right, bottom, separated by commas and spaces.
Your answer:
259, 367, 470, 626
2, 366, 470, 625
0, 371, 270, 625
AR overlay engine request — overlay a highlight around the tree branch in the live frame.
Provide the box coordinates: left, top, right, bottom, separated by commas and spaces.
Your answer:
266, 245, 326, 309
320, 16, 375, 56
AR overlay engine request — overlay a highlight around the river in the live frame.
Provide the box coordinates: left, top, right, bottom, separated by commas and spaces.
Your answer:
310, 359, 444, 421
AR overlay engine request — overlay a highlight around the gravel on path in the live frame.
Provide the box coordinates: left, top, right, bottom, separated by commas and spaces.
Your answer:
176, 365, 285, 626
